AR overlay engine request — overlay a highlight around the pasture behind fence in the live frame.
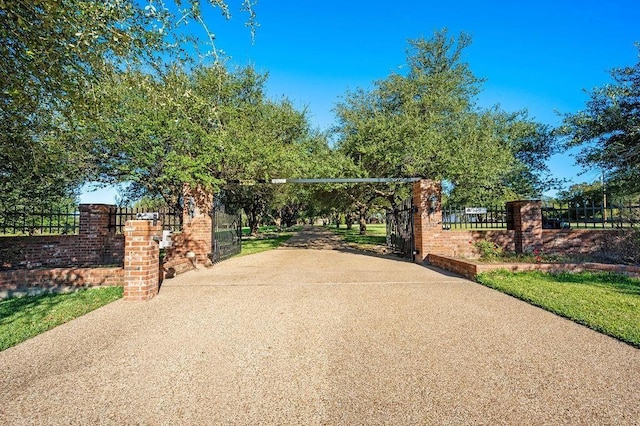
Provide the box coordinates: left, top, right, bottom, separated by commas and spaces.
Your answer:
0, 205, 80, 235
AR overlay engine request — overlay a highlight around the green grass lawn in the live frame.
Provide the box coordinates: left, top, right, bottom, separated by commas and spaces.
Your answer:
0, 286, 123, 351
477, 270, 640, 347
328, 223, 387, 247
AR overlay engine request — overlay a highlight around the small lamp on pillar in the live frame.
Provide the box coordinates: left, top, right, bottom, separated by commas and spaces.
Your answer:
187, 197, 196, 219
428, 194, 438, 215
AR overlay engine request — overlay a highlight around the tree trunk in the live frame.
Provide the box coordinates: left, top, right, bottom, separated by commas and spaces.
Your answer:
358, 206, 367, 235
346, 212, 354, 230
248, 210, 260, 236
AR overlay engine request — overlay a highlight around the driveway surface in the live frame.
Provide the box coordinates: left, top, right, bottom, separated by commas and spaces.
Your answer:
1, 226, 639, 424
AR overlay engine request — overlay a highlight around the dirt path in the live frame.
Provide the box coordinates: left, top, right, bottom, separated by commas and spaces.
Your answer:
1, 226, 639, 424
280, 224, 352, 249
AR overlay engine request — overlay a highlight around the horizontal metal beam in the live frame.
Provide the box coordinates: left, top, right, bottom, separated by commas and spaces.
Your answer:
270, 178, 422, 184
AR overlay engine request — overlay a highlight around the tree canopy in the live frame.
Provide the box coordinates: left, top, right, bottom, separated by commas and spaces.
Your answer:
0, 0, 253, 206
334, 30, 555, 206
559, 46, 640, 195
79, 64, 315, 215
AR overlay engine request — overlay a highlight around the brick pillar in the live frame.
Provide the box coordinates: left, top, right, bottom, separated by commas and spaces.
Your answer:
123, 220, 162, 301
79, 204, 116, 264
506, 200, 543, 254
181, 186, 213, 267
413, 179, 442, 264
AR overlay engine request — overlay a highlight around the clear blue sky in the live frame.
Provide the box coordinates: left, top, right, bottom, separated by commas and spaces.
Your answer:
80, 0, 639, 203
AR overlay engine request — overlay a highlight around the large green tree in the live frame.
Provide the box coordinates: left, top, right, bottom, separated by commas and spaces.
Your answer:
334, 30, 555, 207
0, 0, 253, 206
81, 64, 310, 221
77, 62, 316, 235
559, 46, 640, 195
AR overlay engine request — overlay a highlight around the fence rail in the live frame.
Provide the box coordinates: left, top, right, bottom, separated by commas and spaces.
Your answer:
108, 207, 182, 234
0, 205, 80, 235
542, 201, 639, 229
442, 205, 508, 229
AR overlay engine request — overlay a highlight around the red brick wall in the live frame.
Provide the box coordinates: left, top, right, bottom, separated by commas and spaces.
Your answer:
413, 180, 516, 260
542, 229, 630, 262
0, 205, 125, 270
0, 267, 123, 294
421, 229, 634, 264
427, 254, 640, 280
412, 181, 634, 266
1, 235, 86, 269
427, 230, 516, 258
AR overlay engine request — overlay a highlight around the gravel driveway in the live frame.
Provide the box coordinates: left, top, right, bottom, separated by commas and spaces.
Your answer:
1, 226, 639, 424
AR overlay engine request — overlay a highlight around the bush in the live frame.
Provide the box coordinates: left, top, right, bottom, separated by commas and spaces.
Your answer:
473, 240, 503, 260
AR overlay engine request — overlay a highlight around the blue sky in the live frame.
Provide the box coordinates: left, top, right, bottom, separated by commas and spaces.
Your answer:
81, 0, 639, 203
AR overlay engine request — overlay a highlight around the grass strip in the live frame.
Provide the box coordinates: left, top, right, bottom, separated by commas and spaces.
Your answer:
0, 286, 123, 352
476, 270, 640, 347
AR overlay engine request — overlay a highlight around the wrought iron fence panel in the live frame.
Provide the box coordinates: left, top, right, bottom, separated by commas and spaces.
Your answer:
386, 197, 415, 261
211, 199, 242, 263
0, 205, 80, 235
108, 207, 182, 234
442, 205, 507, 230
542, 201, 640, 229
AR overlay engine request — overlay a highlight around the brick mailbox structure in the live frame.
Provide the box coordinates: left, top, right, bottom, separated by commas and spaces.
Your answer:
123, 220, 162, 301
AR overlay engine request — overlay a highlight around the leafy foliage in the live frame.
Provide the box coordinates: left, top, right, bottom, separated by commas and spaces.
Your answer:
559, 46, 640, 195
334, 30, 556, 206
0, 0, 254, 207
78, 64, 314, 218
557, 181, 605, 206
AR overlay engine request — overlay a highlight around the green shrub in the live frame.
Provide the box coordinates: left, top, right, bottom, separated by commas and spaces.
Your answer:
473, 240, 503, 260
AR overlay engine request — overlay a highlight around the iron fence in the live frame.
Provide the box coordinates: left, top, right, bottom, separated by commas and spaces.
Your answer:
542, 201, 639, 229
211, 199, 242, 263
386, 197, 415, 260
108, 207, 183, 234
0, 205, 80, 235
442, 205, 508, 230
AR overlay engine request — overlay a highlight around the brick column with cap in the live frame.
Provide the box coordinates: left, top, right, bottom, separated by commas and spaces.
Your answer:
507, 200, 543, 254
123, 220, 162, 301
413, 179, 443, 264
180, 187, 213, 267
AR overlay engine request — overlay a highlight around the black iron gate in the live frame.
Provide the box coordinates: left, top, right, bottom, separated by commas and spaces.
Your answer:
386, 197, 415, 261
211, 198, 242, 263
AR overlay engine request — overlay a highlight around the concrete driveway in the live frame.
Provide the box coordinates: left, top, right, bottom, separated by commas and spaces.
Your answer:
1, 226, 639, 424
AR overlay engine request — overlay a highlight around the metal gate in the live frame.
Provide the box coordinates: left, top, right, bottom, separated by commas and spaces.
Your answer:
211, 198, 242, 263
386, 196, 415, 261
